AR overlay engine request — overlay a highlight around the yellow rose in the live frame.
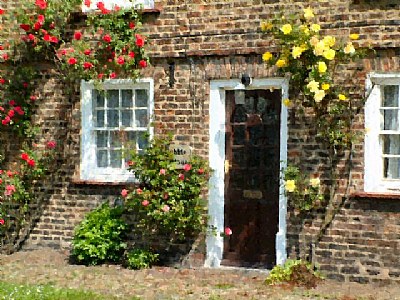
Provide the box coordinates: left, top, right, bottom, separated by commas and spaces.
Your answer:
313, 41, 326, 56
283, 98, 291, 107
344, 42, 355, 54
276, 59, 287, 68
292, 46, 303, 59
303, 7, 314, 20
318, 61, 327, 73
285, 180, 296, 192
350, 33, 359, 40
261, 22, 273, 31
314, 89, 326, 102
323, 35, 336, 47
300, 25, 310, 35
310, 24, 321, 32
307, 80, 319, 93
338, 94, 347, 101
310, 178, 320, 188
321, 83, 330, 90
262, 51, 273, 62
323, 48, 336, 60
310, 36, 319, 47
280, 24, 292, 35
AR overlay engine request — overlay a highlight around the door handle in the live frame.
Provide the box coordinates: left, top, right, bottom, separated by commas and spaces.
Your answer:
224, 159, 230, 174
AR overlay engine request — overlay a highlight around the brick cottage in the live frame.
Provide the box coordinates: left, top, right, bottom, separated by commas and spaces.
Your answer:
2, 0, 400, 283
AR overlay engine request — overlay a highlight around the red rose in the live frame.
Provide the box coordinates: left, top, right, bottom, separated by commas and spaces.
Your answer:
50, 36, 58, 43
135, 34, 145, 47
68, 57, 77, 65
116, 56, 125, 65
129, 22, 135, 29
21, 153, 29, 161
30, 95, 37, 101
0, 78, 5, 84
0, 219, 4, 225
83, 62, 93, 69
139, 60, 147, 68
0, 9, 5, 15
83, 49, 91, 55
14, 107, 24, 115
20, 24, 30, 31
2, 116, 10, 125
37, 14, 45, 25
35, 0, 47, 10
109, 72, 117, 79
28, 34, 35, 41
9, 100, 16, 106
2, 54, 8, 61
33, 22, 42, 31
102, 34, 111, 43
27, 159, 35, 167
43, 34, 51, 42
128, 51, 135, 58
8, 110, 14, 118
74, 31, 82, 40
84, 0, 91, 7
46, 140, 56, 149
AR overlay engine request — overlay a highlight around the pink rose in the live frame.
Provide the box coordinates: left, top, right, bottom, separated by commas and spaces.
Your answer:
224, 227, 233, 236
178, 173, 184, 180
159, 169, 166, 175
0, 219, 4, 225
141, 200, 149, 206
136, 188, 143, 194
162, 205, 170, 212
121, 189, 129, 198
183, 164, 191, 172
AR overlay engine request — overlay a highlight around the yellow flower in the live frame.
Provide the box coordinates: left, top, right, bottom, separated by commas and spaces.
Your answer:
276, 59, 287, 68
260, 22, 273, 31
283, 98, 291, 107
314, 89, 326, 102
323, 48, 336, 60
280, 24, 292, 35
285, 180, 296, 192
323, 35, 336, 47
344, 42, 355, 54
262, 51, 273, 62
292, 46, 303, 59
338, 94, 347, 101
300, 25, 310, 35
310, 178, 320, 188
321, 83, 330, 90
307, 80, 319, 93
310, 24, 320, 32
317, 61, 327, 73
303, 7, 314, 20
350, 33, 359, 40
310, 36, 319, 47
313, 41, 326, 56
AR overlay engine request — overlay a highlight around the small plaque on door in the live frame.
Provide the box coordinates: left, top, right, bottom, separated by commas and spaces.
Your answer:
243, 190, 263, 199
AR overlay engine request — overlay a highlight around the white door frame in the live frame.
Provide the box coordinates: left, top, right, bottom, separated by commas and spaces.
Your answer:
205, 78, 288, 268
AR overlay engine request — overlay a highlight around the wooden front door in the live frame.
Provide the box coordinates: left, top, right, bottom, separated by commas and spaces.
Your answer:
223, 89, 281, 268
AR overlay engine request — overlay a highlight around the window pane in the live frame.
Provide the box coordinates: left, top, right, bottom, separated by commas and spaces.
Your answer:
136, 89, 148, 107
93, 90, 105, 108
122, 90, 133, 107
382, 135, 400, 155
384, 157, 400, 179
122, 110, 132, 127
96, 110, 105, 127
97, 150, 108, 168
96, 131, 108, 148
382, 85, 399, 107
107, 90, 119, 108
138, 132, 148, 150
382, 109, 398, 130
110, 150, 122, 168
135, 109, 148, 127
110, 131, 122, 148
107, 110, 119, 127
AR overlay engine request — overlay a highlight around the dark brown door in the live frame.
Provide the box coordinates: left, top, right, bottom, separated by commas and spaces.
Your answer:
223, 89, 281, 268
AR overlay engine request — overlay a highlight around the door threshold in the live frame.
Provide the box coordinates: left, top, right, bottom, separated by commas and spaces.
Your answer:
217, 265, 271, 274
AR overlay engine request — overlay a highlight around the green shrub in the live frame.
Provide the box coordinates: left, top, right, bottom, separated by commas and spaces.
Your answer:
71, 202, 127, 265
125, 248, 159, 270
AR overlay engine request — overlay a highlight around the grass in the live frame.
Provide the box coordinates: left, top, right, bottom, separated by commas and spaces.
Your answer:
0, 281, 121, 300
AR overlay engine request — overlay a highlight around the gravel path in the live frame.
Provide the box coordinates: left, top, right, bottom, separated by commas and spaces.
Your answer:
0, 248, 399, 299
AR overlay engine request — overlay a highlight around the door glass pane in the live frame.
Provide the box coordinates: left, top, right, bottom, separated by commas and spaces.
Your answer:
382, 135, 400, 155
382, 85, 399, 107
107, 110, 119, 127
122, 90, 133, 108
384, 157, 400, 179
135, 109, 148, 127
382, 109, 398, 130
107, 90, 119, 108
96, 110, 105, 127
110, 150, 122, 168
97, 150, 108, 168
96, 131, 108, 148
121, 110, 132, 127
136, 89, 148, 107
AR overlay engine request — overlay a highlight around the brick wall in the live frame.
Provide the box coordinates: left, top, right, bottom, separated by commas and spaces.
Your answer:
2, 0, 398, 282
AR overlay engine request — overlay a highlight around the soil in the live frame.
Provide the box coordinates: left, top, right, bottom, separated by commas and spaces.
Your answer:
0, 248, 399, 299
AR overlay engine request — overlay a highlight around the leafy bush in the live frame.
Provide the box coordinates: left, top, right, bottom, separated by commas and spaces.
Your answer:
125, 248, 159, 270
265, 259, 322, 288
123, 136, 210, 244
71, 202, 127, 265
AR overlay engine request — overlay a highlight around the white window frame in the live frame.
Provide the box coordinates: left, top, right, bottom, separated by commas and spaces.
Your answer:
82, 0, 154, 12
365, 73, 400, 193
80, 78, 154, 182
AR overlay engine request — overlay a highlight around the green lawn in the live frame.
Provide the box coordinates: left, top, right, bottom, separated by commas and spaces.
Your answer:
0, 281, 128, 300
